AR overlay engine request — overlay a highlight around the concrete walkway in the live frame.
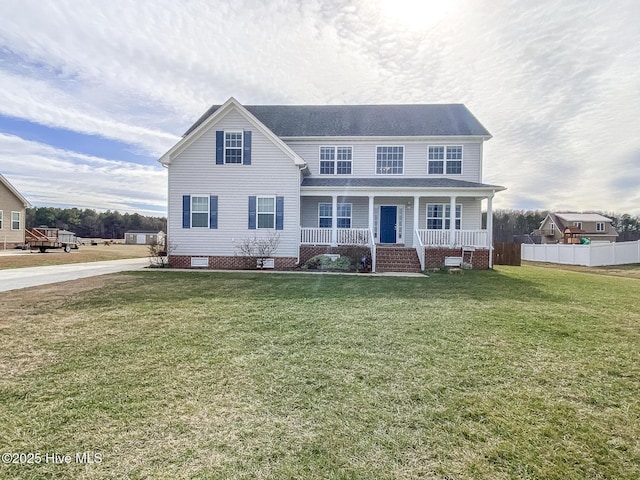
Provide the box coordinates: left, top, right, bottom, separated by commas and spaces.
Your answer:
0, 258, 149, 293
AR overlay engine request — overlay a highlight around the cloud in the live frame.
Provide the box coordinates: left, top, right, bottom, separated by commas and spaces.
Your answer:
0, 133, 166, 215
0, 0, 639, 215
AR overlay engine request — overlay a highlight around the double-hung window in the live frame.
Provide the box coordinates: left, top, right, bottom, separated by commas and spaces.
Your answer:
318, 203, 352, 228
596, 222, 605, 232
191, 196, 209, 227
573, 222, 582, 230
0, 210, 3, 229
225, 132, 243, 164
427, 204, 461, 230
376, 146, 403, 174
428, 146, 444, 174
428, 146, 463, 174
318, 203, 332, 228
11, 211, 20, 230
446, 146, 462, 174
320, 146, 352, 174
257, 196, 275, 229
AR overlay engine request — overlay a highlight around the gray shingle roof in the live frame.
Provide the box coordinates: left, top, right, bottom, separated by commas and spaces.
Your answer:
184, 104, 491, 138
301, 178, 502, 189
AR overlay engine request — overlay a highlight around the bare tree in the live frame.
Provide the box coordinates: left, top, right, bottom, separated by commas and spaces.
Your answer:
148, 239, 176, 268
235, 233, 281, 268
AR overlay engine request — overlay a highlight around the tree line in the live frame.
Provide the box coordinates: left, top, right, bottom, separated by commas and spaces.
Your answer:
26, 207, 166, 239
487, 210, 640, 243
25, 206, 640, 243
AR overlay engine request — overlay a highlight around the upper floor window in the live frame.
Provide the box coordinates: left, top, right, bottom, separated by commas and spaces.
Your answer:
257, 196, 275, 229
573, 222, 583, 230
376, 146, 403, 175
191, 196, 210, 228
11, 211, 20, 230
596, 222, 605, 232
427, 204, 461, 230
428, 145, 463, 175
320, 146, 352, 174
0, 210, 3, 229
225, 132, 243, 164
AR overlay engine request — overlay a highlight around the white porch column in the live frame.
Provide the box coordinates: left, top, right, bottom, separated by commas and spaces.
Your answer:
487, 193, 494, 267
331, 195, 338, 246
368, 195, 375, 241
413, 195, 420, 243
449, 195, 457, 246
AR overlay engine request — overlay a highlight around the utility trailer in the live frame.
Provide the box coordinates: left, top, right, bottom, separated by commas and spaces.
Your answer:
25, 227, 80, 253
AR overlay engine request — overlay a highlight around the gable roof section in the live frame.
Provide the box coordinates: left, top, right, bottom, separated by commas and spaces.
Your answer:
545, 213, 618, 236
159, 97, 306, 166
184, 103, 491, 138
0, 173, 31, 208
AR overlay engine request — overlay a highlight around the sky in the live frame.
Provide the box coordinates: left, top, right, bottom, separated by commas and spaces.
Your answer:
1, 0, 639, 217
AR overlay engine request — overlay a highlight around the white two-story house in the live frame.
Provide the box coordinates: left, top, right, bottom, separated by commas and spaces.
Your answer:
159, 97, 505, 272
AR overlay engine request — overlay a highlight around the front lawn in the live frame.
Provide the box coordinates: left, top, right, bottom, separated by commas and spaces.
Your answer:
1, 266, 638, 479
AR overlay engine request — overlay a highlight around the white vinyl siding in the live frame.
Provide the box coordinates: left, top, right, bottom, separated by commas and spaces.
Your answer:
168, 109, 300, 257
287, 140, 482, 182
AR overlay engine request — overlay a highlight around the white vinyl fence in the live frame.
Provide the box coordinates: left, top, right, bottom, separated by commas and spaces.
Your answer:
522, 241, 640, 267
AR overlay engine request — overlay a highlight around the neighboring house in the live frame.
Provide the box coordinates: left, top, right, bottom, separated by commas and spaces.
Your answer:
159, 97, 506, 271
0, 173, 31, 249
537, 213, 618, 244
124, 230, 166, 245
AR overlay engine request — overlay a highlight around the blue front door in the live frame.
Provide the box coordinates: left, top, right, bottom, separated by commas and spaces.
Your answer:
380, 206, 397, 243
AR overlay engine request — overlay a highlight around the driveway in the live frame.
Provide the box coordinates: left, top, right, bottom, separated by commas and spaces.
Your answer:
0, 258, 149, 293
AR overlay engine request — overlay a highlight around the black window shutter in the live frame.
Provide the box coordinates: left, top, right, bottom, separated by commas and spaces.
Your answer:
209, 196, 218, 229
243, 131, 252, 165
182, 195, 191, 228
276, 196, 284, 230
248, 196, 256, 229
216, 131, 224, 165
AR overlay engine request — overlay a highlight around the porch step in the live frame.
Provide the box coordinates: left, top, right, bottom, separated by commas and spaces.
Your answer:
375, 247, 422, 273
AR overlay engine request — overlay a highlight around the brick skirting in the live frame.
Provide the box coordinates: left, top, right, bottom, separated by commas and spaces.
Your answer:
169, 255, 298, 270
424, 247, 490, 270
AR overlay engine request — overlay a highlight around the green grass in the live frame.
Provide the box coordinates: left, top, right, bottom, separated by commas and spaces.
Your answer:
1, 266, 639, 479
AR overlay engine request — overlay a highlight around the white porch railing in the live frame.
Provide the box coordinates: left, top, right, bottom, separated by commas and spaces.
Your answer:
417, 229, 490, 248
300, 228, 370, 245
300, 227, 332, 245
413, 229, 425, 271
337, 228, 370, 245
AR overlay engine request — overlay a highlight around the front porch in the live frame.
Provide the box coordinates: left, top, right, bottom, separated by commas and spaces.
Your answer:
298, 184, 499, 271
300, 227, 490, 249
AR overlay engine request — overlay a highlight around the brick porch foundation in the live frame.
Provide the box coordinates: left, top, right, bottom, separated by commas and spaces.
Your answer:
424, 247, 490, 270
